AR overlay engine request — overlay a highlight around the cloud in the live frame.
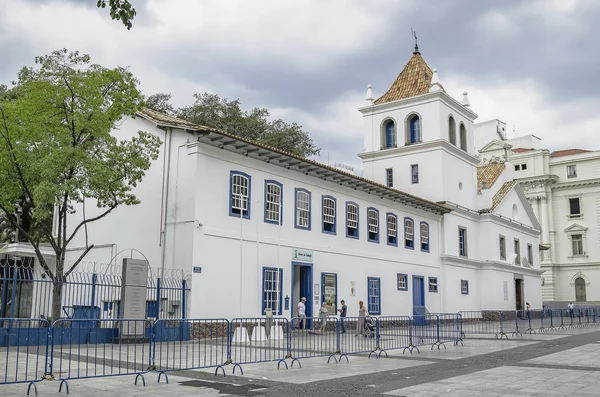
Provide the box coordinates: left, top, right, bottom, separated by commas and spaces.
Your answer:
0, 0, 599, 169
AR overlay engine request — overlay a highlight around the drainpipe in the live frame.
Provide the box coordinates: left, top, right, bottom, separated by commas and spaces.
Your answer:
160, 127, 173, 280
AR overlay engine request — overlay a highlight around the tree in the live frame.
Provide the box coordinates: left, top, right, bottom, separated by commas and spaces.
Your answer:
97, 0, 136, 30
0, 49, 161, 321
146, 92, 321, 158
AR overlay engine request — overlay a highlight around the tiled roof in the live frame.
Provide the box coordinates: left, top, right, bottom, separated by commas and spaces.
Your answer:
136, 108, 451, 215
550, 149, 591, 158
374, 52, 438, 105
477, 163, 505, 191
492, 181, 516, 209
512, 148, 534, 153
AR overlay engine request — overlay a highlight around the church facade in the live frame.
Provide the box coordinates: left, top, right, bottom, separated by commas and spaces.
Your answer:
64, 46, 543, 320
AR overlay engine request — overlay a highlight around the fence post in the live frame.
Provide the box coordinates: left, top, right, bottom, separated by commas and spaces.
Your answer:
90, 273, 97, 309
156, 278, 161, 319
181, 279, 186, 320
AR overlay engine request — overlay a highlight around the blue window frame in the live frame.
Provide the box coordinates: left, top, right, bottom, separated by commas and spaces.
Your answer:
229, 171, 251, 219
384, 120, 395, 148
346, 202, 359, 239
367, 277, 381, 315
367, 207, 379, 243
429, 277, 438, 293
459, 227, 468, 257
262, 267, 283, 315
294, 188, 311, 230
404, 217, 414, 249
397, 273, 408, 291
387, 212, 398, 246
409, 115, 421, 144
461, 280, 469, 295
322, 195, 336, 235
420, 222, 430, 252
264, 180, 283, 225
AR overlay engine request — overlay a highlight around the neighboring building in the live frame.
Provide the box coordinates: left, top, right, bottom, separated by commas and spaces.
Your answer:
476, 127, 600, 305
23, 45, 542, 320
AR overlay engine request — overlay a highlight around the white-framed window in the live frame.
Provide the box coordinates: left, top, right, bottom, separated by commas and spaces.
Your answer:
262, 267, 282, 315
572, 234, 584, 256
322, 196, 336, 234
387, 213, 397, 246
429, 277, 438, 293
397, 273, 408, 291
264, 181, 282, 225
346, 202, 358, 238
458, 227, 467, 257
411, 164, 419, 184
461, 280, 469, 295
514, 239, 521, 265
230, 171, 251, 219
527, 243, 533, 265
368, 208, 379, 243
420, 222, 429, 252
404, 218, 414, 249
386, 168, 394, 188
499, 235, 506, 260
295, 188, 311, 230
567, 164, 577, 178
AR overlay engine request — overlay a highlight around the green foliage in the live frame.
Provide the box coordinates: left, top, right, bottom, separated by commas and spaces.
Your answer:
146, 92, 321, 158
0, 49, 161, 278
97, 0, 136, 30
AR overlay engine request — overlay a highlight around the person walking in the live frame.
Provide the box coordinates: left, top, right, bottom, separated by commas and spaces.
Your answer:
567, 302, 575, 324
357, 300, 368, 336
338, 300, 347, 334
296, 297, 307, 329
318, 303, 328, 332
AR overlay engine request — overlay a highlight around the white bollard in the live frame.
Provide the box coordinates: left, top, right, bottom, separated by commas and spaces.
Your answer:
251, 326, 267, 342
233, 327, 249, 343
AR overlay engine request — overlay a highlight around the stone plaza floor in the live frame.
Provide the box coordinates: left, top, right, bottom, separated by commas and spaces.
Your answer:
2, 326, 600, 396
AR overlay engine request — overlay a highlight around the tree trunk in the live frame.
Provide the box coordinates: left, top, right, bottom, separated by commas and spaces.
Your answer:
51, 281, 63, 323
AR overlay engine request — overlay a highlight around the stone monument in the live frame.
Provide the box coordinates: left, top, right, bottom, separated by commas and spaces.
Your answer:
119, 258, 149, 342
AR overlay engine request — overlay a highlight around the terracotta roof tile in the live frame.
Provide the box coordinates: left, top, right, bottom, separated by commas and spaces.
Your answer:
374, 52, 438, 105
137, 108, 212, 131
492, 181, 516, 209
477, 163, 505, 191
550, 149, 591, 157
512, 148, 534, 153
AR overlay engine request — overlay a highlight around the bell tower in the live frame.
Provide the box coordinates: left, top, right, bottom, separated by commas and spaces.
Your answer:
358, 45, 480, 208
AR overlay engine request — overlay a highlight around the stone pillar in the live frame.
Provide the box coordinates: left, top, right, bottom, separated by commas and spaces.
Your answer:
540, 197, 550, 254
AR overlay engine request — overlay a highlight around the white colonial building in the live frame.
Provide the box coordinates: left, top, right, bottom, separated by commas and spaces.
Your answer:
62, 46, 543, 319
476, 129, 600, 305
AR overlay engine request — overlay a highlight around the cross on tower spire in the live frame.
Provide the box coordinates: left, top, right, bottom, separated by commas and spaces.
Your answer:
411, 28, 420, 54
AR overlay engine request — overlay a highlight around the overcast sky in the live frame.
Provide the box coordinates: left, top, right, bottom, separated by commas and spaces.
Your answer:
1, 0, 598, 171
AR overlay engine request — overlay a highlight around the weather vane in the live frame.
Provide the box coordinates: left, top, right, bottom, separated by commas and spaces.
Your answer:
411, 28, 419, 53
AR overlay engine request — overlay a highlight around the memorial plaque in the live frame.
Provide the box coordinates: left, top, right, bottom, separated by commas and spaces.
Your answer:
120, 258, 149, 337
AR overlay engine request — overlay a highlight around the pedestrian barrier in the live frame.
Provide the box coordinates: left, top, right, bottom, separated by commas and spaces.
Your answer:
229, 317, 291, 374
338, 316, 378, 360
376, 316, 411, 357
0, 318, 50, 396
289, 316, 339, 364
49, 318, 152, 394
436, 313, 463, 346
152, 319, 229, 382
459, 310, 508, 339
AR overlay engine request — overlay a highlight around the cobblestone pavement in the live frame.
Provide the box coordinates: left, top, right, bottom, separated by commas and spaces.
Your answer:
2, 327, 600, 396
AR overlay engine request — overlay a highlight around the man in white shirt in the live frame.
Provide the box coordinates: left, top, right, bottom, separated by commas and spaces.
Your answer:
567, 302, 575, 322
296, 297, 307, 329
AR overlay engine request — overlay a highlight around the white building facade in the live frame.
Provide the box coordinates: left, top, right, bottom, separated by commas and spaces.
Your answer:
476, 131, 600, 305
63, 47, 543, 320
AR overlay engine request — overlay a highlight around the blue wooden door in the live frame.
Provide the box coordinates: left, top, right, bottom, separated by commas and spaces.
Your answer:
299, 266, 313, 326
412, 276, 424, 314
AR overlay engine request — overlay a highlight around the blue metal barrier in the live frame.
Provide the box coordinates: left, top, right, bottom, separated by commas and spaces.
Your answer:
436, 313, 463, 346
337, 316, 378, 360
49, 318, 152, 394
152, 318, 229, 381
459, 311, 506, 339
0, 318, 50, 396
229, 317, 290, 374
289, 316, 339, 364
376, 316, 411, 357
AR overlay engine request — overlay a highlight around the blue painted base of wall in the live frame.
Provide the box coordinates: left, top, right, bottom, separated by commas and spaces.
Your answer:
0, 323, 191, 346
